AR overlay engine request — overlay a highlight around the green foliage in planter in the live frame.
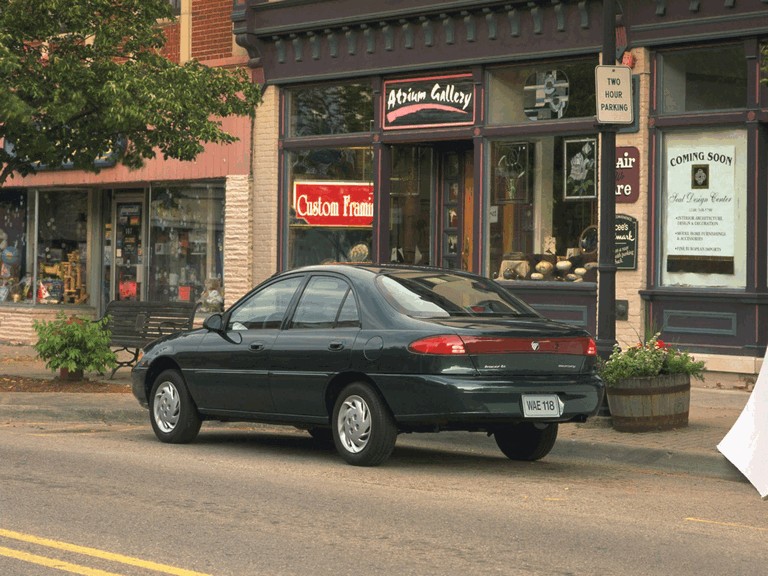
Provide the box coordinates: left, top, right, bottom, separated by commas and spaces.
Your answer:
33, 312, 117, 375
599, 333, 705, 387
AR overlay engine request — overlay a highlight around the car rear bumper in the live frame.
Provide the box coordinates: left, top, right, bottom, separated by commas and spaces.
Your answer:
374, 373, 604, 429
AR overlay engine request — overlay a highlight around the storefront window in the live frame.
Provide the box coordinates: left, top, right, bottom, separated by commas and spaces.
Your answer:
37, 191, 89, 304
660, 129, 747, 288
0, 190, 30, 304
487, 58, 598, 125
287, 83, 374, 137
659, 45, 746, 114
286, 148, 373, 267
148, 186, 225, 310
488, 136, 598, 282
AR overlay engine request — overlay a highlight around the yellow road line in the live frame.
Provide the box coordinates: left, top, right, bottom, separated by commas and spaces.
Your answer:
0, 545, 125, 576
685, 517, 768, 532
0, 529, 211, 576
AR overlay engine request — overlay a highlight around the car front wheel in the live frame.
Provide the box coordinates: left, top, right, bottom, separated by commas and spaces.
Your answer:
494, 422, 558, 461
332, 383, 397, 466
149, 369, 202, 444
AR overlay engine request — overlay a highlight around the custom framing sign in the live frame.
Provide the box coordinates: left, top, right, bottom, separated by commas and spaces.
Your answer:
292, 181, 374, 228
383, 73, 476, 130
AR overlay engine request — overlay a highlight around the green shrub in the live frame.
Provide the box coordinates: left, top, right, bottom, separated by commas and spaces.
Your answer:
33, 312, 117, 375
599, 333, 705, 387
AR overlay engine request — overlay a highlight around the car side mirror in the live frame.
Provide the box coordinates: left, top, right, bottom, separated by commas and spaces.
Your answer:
203, 313, 224, 332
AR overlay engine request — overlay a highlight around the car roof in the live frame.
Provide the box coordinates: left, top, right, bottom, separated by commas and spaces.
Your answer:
284, 263, 480, 280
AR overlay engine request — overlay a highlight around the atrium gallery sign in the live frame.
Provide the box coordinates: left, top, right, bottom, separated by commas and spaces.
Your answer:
665, 144, 736, 274
293, 181, 373, 227
383, 73, 475, 129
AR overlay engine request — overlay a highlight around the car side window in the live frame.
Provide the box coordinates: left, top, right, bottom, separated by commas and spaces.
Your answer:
228, 277, 303, 330
290, 276, 358, 329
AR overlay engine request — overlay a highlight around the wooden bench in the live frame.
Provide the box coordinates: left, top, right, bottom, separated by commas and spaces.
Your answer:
101, 300, 198, 377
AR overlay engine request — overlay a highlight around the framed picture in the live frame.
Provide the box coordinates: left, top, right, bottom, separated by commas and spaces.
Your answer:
495, 142, 531, 203
447, 181, 460, 203
446, 208, 458, 229
564, 138, 597, 200
446, 234, 458, 255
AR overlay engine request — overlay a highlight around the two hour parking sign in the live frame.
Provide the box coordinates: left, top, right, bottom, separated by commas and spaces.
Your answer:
595, 65, 633, 124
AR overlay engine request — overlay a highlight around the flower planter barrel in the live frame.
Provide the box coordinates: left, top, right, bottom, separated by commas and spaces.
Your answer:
606, 373, 691, 432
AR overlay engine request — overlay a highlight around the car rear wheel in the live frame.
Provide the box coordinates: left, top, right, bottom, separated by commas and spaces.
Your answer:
332, 382, 397, 466
494, 422, 558, 461
149, 369, 202, 444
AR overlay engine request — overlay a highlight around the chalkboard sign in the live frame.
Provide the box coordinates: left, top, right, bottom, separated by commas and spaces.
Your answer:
615, 214, 638, 270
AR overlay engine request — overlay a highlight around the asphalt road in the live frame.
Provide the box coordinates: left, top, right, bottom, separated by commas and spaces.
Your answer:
1, 419, 766, 576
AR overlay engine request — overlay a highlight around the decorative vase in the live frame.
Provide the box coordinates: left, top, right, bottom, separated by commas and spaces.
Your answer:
59, 367, 84, 381
606, 373, 691, 432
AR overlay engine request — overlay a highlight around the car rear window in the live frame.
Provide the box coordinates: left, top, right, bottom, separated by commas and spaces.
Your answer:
376, 272, 538, 319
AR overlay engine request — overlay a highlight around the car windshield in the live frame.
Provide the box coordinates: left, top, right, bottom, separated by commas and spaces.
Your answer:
376, 271, 539, 319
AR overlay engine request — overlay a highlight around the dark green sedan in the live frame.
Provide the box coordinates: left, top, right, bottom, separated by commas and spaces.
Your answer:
132, 264, 603, 466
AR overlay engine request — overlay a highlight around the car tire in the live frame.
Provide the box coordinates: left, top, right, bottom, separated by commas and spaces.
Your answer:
149, 369, 202, 444
494, 422, 558, 461
332, 382, 397, 466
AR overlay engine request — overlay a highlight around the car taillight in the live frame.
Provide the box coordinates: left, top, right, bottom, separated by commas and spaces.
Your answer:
410, 335, 597, 356
408, 335, 467, 355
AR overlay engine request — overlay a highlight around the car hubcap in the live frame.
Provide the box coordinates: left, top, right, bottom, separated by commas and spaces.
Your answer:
337, 395, 371, 453
153, 381, 180, 433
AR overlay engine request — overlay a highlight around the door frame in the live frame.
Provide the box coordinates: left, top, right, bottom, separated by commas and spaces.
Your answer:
109, 191, 147, 302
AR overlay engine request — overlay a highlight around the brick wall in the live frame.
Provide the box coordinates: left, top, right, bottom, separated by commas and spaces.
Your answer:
611, 47, 650, 350
252, 86, 280, 288
223, 174, 254, 306
0, 307, 95, 346
161, 20, 181, 64
191, 0, 234, 62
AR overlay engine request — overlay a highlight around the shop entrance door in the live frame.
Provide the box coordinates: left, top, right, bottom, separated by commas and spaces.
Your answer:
109, 193, 145, 301
437, 148, 474, 271
388, 145, 473, 270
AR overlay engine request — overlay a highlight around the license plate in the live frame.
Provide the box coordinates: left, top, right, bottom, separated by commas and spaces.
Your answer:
522, 394, 563, 418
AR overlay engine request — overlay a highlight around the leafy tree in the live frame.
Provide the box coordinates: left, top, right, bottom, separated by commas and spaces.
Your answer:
0, 0, 261, 184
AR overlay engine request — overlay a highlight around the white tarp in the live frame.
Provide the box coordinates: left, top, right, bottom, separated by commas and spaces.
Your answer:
717, 352, 768, 499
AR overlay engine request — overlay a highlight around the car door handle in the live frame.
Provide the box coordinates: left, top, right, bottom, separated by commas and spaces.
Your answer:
328, 341, 345, 351
249, 342, 266, 351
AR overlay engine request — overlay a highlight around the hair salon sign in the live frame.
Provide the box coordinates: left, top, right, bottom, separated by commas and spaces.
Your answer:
383, 74, 475, 130
293, 181, 373, 227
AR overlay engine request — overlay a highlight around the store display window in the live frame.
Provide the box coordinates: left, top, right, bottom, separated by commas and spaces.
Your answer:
389, 146, 433, 266
286, 83, 374, 137
659, 44, 746, 114
1, 189, 91, 306
0, 190, 30, 304
487, 58, 598, 125
488, 136, 598, 283
148, 186, 225, 310
286, 148, 374, 268
37, 191, 89, 305
660, 129, 747, 288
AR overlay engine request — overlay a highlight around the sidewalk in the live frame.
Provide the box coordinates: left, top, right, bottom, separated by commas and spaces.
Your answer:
0, 343, 753, 483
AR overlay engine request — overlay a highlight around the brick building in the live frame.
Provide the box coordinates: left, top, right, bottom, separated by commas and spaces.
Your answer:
3, 0, 768, 379
0, 0, 263, 342
232, 0, 768, 375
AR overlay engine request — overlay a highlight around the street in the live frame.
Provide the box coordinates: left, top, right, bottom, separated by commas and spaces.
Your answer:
1, 420, 766, 576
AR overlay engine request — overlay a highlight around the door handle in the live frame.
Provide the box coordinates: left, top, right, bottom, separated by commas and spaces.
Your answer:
328, 341, 345, 351
249, 342, 266, 351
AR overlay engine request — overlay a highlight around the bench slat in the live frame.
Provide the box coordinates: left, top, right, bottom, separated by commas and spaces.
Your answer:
100, 300, 199, 377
